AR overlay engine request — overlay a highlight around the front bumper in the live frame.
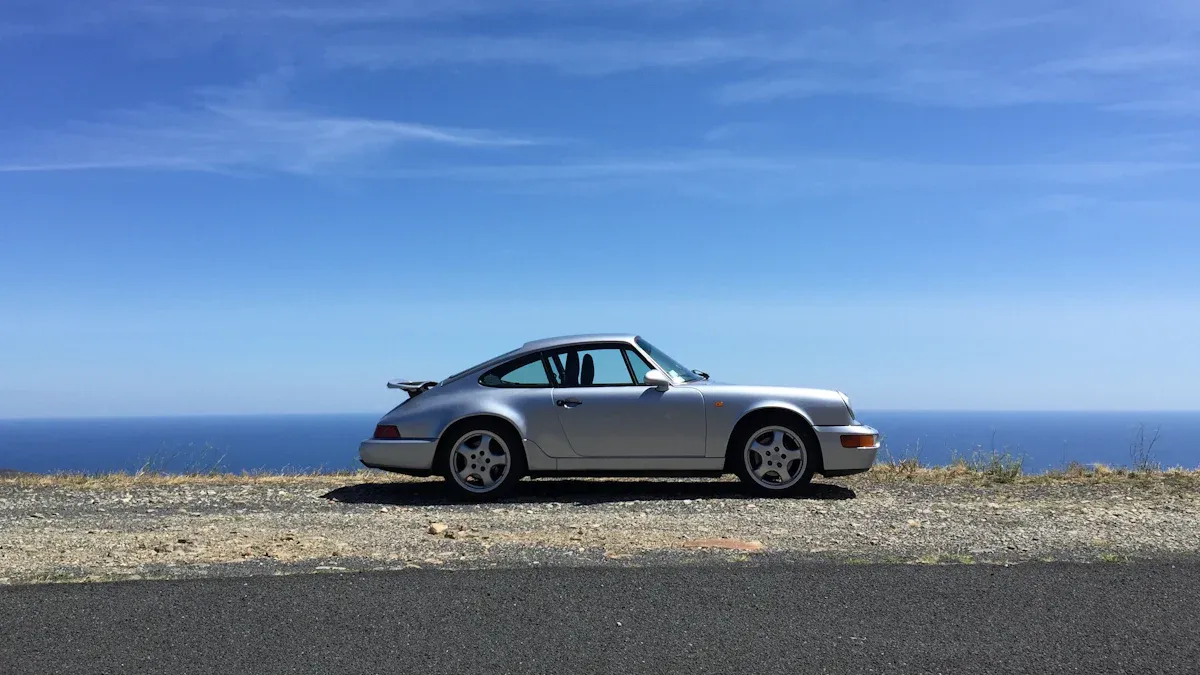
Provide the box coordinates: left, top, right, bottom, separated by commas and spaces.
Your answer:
358, 438, 438, 473
812, 424, 879, 476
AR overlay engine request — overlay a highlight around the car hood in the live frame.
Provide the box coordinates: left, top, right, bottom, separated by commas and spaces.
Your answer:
688, 379, 843, 399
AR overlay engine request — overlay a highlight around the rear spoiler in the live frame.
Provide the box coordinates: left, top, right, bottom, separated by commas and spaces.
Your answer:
387, 380, 438, 399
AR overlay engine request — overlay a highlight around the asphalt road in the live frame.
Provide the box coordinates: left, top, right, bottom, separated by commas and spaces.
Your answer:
2, 562, 1197, 674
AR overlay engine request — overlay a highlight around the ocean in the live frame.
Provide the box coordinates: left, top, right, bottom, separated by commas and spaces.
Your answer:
1, 411, 1197, 475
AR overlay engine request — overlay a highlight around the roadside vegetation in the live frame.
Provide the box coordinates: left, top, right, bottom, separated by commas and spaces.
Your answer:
871, 423, 1193, 485
3, 423, 1193, 489
4, 463, 1198, 490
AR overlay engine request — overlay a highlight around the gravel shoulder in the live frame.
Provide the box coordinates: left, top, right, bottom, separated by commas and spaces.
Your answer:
2, 472, 1198, 584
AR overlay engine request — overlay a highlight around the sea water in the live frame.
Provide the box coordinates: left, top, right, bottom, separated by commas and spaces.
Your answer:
1, 411, 1197, 474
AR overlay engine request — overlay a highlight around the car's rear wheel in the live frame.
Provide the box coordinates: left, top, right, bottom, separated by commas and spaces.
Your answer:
733, 416, 817, 496
439, 420, 526, 501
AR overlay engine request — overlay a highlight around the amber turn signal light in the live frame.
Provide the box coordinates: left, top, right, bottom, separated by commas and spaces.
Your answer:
840, 434, 877, 448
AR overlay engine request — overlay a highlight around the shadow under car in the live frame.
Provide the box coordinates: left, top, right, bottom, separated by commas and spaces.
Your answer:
321, 478, 856, 506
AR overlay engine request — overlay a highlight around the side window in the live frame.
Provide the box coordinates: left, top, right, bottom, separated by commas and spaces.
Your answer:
546, 346, 638, 386
578, 348, 635, 385
624, 349, 654, 384
480, 354, 551, 387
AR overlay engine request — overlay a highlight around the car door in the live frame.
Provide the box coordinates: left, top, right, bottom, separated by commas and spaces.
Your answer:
477, 351, 573, 459
547, 343, 706, 457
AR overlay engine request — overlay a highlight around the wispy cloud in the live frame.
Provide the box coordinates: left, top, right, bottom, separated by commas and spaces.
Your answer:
708, 2, 1200, 112
716, 67, 1098, 107
1105, 91, 1200, 116
320, 8, 1062, 75
358, 153, 1200, 212
6, 0, 714, 34
1030, 45, 1200, 75
11, 0, 1199, 116
366, 153, 1200, 193
325, 34, 822, 75
0, 77, 536, 174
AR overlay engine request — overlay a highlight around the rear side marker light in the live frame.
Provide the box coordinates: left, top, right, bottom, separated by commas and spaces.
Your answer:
840, 434, 877, 448
374, 425, 402, 439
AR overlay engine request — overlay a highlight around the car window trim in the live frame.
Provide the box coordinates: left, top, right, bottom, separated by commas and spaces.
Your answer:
539, 351, 557, 385
547, 352, 566, 385
619, 349, 641, 384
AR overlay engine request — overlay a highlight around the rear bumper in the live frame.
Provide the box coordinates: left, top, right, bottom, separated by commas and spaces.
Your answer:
812, 424, 879, 476
358, 438, 438, 472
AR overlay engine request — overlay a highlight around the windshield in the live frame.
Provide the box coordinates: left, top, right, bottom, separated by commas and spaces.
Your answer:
635, 337, 701, 383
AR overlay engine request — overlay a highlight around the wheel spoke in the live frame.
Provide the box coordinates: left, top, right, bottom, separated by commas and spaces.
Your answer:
770, 430, 784, 447
753, 461, 773, 479
456, 463, 475, 481
479, 468, 497, 487
774, 460, 792, 482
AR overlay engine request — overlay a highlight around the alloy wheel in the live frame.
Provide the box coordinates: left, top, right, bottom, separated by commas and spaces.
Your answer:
743, 425, 808, 490
450, 430, 511, 493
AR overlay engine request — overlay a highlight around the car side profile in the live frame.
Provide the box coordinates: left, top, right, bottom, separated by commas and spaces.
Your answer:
359, 334, 878, 499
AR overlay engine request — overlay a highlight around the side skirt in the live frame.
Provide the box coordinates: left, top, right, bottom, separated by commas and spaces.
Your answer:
527, 470, 728, 479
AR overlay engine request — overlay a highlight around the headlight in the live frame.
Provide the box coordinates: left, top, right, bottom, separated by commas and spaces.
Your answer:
838, 391, 856, 421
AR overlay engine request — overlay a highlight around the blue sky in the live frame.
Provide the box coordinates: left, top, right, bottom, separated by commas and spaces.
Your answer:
1, 0, 1198, 417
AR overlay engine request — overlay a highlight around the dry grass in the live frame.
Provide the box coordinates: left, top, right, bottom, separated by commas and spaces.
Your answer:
3, 463, 1199, 490
0, 468, 392, 489
865, 461, 1200, 486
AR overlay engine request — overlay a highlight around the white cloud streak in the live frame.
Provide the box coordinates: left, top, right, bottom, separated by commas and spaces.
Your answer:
1105, 91, 1200, 116
8, 0, 1199, 114
701, 3, 1200, 112
716, 68, 1100, 107
325, 34, 823, 75
366, 153, 1200, 193
0, 80, 536, 174
6, 0, 714, 33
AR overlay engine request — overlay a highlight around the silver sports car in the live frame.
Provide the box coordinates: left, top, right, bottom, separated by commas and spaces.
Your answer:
359, 334, 878, 499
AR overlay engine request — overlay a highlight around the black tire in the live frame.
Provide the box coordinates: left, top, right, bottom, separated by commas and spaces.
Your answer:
730, 412, 818, 497
437, 418, 527, 501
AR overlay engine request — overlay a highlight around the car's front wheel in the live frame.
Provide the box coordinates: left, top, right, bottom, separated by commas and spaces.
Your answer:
733, 416, 817, 496
439, 420, 526, 501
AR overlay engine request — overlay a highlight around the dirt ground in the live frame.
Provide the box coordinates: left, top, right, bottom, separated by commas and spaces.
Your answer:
2, 471, 1198, 584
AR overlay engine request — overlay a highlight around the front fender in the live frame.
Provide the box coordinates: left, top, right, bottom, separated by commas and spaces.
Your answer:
700, 388, 853, 457
741, 400, 817, 427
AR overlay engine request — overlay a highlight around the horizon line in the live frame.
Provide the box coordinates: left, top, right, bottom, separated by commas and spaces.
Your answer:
4, 408, 1200, 422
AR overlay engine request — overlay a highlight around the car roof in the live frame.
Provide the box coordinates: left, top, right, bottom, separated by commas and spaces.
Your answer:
519, 334, 639, 351
438, 334, 642, 386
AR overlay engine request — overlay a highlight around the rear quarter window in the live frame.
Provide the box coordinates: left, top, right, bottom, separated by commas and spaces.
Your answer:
480, 354, 551, 387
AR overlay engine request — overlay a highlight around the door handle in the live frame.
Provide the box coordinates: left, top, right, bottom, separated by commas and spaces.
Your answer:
555, 398, 583, 407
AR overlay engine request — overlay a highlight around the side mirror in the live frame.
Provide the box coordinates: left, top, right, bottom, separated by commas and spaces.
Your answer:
644, 369, 671, 392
